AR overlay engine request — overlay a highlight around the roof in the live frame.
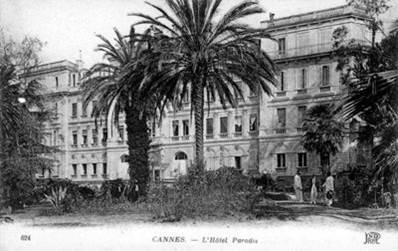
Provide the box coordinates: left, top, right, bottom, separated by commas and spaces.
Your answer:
262, 5, 370, 31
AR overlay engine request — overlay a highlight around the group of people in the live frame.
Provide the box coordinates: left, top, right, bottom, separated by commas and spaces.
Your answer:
294, 171, 335, 206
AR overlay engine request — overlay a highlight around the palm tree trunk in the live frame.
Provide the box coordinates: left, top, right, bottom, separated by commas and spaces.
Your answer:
125, 101, 150, 197
192, 78, 204, 172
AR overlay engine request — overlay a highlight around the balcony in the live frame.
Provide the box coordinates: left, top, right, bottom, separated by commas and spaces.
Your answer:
275, 167, 287, 172
71, 144, 78, 148
320, 85, 331, 92
71, 174, 77, 178
296, 89, 307, 95
219, 132, 228, 138
91, 174, 98, 178
81, 143, 88, 148
276, 91, 286, 97
234, 132, 243, 137
102, 174, 109, 179
91, 142, 98, 147
101, 140, 107, 147
249, 130, 258, 136
171, 136, 179, 141
297, 127, 304, 133
267, 40, 368, 60
206, 134, 214, 139
81, 174, 87, 178
275, 128, 286, 134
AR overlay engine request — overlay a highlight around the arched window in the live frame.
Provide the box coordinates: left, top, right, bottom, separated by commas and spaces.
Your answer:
175, 151, 188, 160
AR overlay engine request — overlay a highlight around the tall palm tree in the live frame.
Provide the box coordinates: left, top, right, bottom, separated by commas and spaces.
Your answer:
130, 0, 277, 171
302, 104, 345, 176
81, 27, 154, 197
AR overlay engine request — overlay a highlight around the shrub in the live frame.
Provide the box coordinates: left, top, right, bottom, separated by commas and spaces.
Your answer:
99, 179, 138, 202
146, 167, 259, 221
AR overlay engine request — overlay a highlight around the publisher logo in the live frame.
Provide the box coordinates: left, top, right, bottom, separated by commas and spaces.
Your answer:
364, 232, 381, 244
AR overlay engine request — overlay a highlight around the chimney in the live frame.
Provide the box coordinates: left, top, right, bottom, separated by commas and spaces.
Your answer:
76, 50, 84, 70
269, 12, 275, 24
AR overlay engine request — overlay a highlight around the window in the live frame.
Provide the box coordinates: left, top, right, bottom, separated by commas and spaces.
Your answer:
207, 92, 215, 103
249, 114, 258, 131
92, 129, 98, 145
297, 106, 307, 127
277, 154, 286, 168
54, 103, 58, 117
301, 68, 307, 89
277, 108, 286, 128
220, 116, 228, 135
278, 38, 286, 55
82, 130, 88, 145
103, 163, 107, 175
249, 85, 258, 97
72, 131, 78, 145
91, 100, 98, 117
182, 120, 189, 136
55, 76, 59, 88
235, 156, 242, 170
117, 126, 124, 141
102, 128, 108, 143
235, 116, 242, 133
182, 92, 189, 103
82, 104, 87, 117
154, 170, 160, 181
93, 163, 97, 175
321, 66, 330, 86
298, 153, 307, 167
72, 103, 77, 118
172, 120, 179, 137
82, 164, 87, 176
72, 164, 77, 176
280, 71, 285, 91
206, 118, 214, 136
53, 130, 57, 146
72, 74, 76, 87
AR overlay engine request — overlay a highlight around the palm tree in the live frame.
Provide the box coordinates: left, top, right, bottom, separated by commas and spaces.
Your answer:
130, 0, 277, 171
1, 64, 54, 210
81, 27, 154, 197
302, 104, 345, 176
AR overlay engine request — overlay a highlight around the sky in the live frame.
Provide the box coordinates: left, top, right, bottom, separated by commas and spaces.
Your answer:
1, 0, 397, 67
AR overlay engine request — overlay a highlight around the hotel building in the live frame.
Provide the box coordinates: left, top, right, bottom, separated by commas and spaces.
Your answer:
29, 5, 371, 184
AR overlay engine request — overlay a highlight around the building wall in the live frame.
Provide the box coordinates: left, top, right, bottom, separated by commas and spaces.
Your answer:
30, 5, 371, 184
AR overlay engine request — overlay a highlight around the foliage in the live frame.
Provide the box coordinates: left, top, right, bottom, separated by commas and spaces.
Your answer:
81, 28, 154, 197
333, 12, 398, 206
44, 186, 68, 211
347, 0, 390, 46
0, 34, 55, 211
146, 167, 259, 221
302, 104, 345, 174
130, 0, 277, 169
99, 179, 138, 202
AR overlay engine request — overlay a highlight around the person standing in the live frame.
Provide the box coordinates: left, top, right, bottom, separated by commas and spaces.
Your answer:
323, 171, 334, 207
310, 175, 318, 204
294, 171, 303, 202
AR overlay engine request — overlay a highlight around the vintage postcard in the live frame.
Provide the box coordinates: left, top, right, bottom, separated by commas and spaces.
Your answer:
1, 0, 398, 250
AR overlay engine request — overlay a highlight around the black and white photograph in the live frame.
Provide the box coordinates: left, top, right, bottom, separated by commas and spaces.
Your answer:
0, 0, 398, 250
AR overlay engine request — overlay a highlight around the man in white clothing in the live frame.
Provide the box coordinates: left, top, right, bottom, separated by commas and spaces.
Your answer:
294, 171, 303, 202
323, 171, 334, 207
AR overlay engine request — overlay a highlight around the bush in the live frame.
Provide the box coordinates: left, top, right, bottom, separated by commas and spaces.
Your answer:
334, 168, 379, 209
100, 179, 138, 202
146, 167, 259, 221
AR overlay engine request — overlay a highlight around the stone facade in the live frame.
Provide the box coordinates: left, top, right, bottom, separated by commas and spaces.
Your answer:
30, 5, 371, 184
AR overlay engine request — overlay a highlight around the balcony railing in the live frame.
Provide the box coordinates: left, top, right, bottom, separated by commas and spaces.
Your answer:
267, 40, 368, 60
320, 86, 331, 92
275, 128, 286, 134
219, 132, 228, 138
